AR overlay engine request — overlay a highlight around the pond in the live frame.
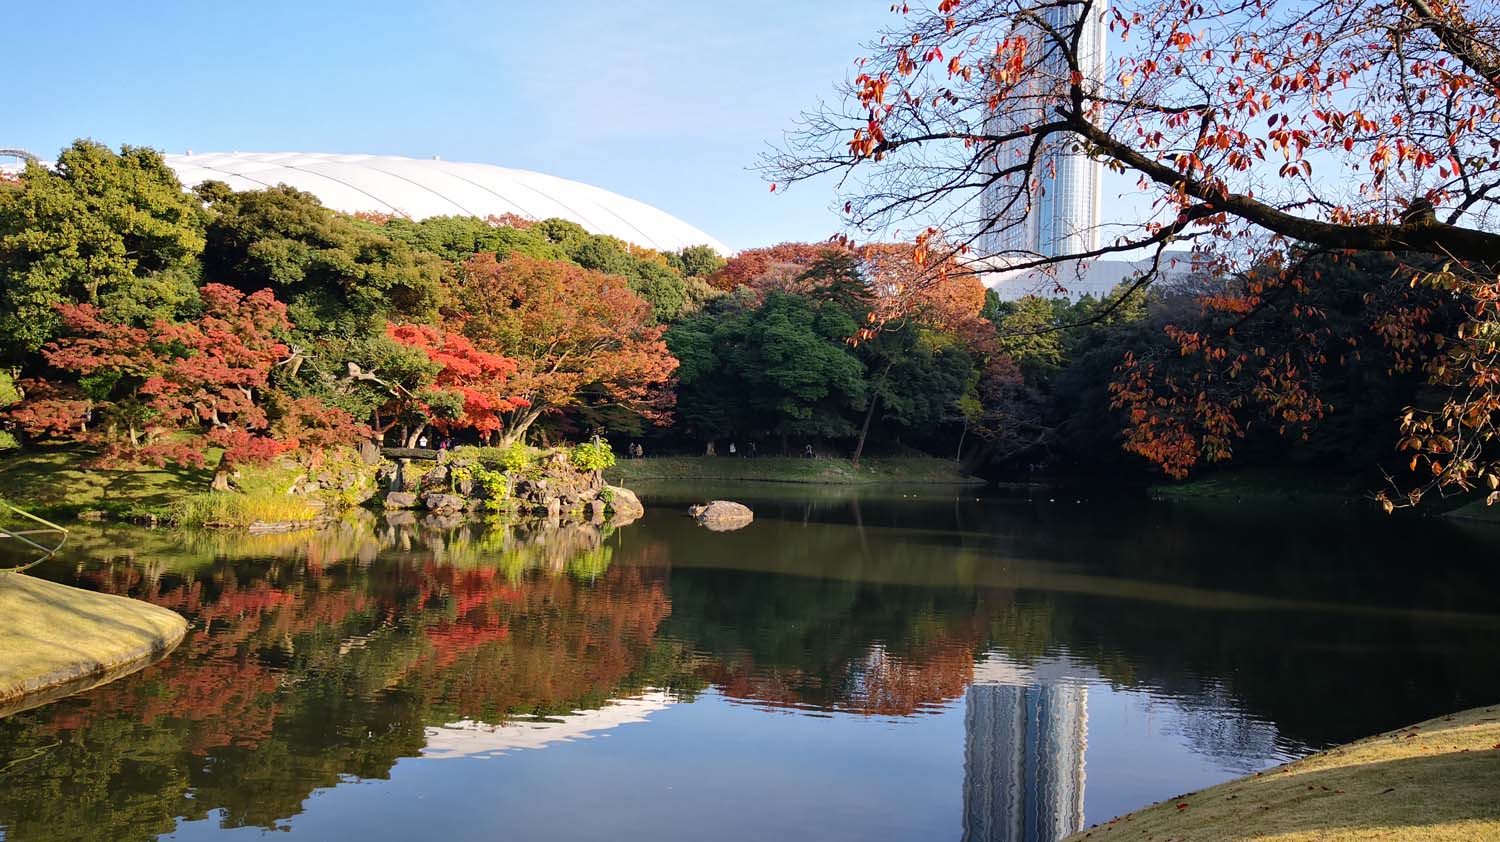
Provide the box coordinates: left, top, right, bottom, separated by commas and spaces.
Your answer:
2, 482, 1498, 842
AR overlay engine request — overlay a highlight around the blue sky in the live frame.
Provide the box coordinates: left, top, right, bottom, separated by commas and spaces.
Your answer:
5, 0, 905, 252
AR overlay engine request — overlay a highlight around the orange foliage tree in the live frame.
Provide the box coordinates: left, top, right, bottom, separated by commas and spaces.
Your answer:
385, 322, 528, 445
707, 242, 854, 292
447, 254, 678, 445
772, 0, 1500, 507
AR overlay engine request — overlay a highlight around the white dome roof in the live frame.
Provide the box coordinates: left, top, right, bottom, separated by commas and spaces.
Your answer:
162, 152, 730, 255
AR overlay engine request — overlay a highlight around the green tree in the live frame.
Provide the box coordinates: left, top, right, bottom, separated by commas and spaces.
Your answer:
200, 185, 444, 335
669, 292, 866, 447
0, 141, 206, 359
375, 215, 565, 264
667, 244, 727, 278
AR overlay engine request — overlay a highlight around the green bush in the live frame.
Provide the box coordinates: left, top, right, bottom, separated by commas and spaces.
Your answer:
451, 462, 510, 512
569, 440, 616, 473
451, 442, 536, 475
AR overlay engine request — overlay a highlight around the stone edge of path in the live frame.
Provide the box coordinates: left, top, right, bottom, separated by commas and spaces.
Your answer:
0, 573, 189, 718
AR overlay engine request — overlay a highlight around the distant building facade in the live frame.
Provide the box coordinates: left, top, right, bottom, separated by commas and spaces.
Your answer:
979, 1, 1109, 261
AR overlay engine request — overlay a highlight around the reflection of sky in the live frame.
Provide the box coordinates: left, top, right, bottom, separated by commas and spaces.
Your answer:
421, 692, 677, 760
159, 654, 1298, 842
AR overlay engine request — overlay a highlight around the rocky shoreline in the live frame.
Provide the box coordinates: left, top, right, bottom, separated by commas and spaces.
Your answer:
379, 448, 644, 530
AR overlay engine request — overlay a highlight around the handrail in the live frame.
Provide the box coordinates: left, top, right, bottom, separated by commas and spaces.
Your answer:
0, 502, 68, 573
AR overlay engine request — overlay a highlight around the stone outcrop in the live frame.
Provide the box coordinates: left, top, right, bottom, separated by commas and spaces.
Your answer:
688, 500, 754, 531
384, 491, 419, 509
376, 449, 643, 527
603, 485, 644, 525
421, 492, 467, 514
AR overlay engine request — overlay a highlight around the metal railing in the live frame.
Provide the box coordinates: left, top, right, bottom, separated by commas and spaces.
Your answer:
0, 502, 68, 573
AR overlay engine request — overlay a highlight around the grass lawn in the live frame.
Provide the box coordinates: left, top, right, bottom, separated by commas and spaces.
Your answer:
604, 455, 982, 485
0, 447, 214, 519
1151, 467, 1373, 507
0, 572, 187, 717
1064, 704, 1500, 842
0, 447, 322, 527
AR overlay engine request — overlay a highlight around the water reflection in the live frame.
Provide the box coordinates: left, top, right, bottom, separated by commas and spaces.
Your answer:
0, 487, 1498, 842
964, 659, 1088, 842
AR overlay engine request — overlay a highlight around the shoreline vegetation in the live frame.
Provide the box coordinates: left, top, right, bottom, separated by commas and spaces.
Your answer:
1149, 468, 1500, 522
1063, 704, 1500, 842
605, 455, 983, 485
0, 572, 187, 718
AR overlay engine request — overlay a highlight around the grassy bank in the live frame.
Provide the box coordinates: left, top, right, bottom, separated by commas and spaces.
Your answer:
0, 572, 188, 717
1065, 704, 1500, 842
1151, 467, 1374, 508
604, 455, 982, 485
0, 448, 212, 521
0, 448, 329, 527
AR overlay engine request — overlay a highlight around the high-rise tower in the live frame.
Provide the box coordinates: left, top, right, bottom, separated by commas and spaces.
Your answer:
980, 2, 1108, 260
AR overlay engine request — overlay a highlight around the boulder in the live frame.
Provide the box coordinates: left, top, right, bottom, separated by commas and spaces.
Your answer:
384, 491, 420, 509
421, 492, 467, 514
604, 485, 644, 519
419, 464, 450, 493
688, 500, 753, 531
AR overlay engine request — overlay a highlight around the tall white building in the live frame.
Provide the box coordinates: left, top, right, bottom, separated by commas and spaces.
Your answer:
980, 1, 1109, 260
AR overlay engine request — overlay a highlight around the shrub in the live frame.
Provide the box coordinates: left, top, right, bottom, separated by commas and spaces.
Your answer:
569, 440, 615, 473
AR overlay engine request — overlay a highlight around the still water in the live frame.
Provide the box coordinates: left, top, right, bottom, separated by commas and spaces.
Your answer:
2, 482, 1498, 842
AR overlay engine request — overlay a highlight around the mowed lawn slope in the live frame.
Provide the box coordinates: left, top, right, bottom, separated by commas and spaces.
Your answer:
1066, 705, 1500, 842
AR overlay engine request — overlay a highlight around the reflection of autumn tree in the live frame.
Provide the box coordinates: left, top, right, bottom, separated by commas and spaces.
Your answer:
661, 567, 999, 715
0, 531, 678, 842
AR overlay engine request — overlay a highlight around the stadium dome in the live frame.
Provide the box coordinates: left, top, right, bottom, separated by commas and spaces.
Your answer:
160, 152, 731, 255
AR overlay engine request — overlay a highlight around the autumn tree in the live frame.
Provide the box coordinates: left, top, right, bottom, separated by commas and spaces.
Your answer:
449, 254, 678, 445
0, 140, 206, 359
384, 322, 527, 446
707, 242, 855, 293
8, 284, 361, 486
773, 0, 1500, 506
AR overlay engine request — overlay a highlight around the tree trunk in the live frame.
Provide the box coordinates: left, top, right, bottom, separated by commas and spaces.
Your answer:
211, 460, 233, 492
498, 406, 544, 448
404, 422, 428, 449
852, 361, 893, 470
956, 417, 968, 463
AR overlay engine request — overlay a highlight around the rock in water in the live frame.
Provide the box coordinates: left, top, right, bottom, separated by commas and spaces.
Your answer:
384, 491, 419, 509
688, 500, 753, 531
604, 485, 645, 520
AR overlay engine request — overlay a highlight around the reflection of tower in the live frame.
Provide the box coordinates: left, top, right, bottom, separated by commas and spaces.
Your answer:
963, 681, 1088, 842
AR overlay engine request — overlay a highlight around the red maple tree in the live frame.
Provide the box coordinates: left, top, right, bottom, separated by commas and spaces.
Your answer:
772, 0, 1500, 507
9, 284, 363, 484
385, 322, 528, 445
